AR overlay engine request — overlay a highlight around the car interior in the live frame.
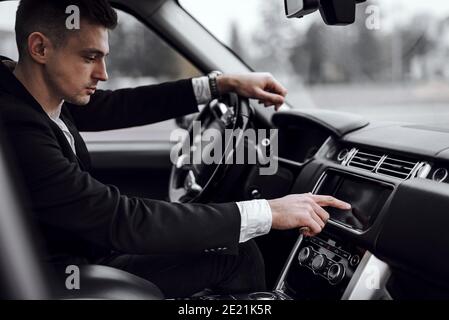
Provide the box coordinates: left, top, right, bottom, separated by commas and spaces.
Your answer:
1, 0, 449, 300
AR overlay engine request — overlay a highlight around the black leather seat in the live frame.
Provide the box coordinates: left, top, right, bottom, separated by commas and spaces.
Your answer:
0, 73, 164, 299
56, 265, 164, 300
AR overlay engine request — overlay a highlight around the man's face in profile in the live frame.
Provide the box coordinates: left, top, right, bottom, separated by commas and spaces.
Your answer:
44, 21, 110, 105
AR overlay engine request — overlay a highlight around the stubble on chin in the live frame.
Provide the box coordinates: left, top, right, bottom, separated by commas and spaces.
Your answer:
66, 95, 91, 106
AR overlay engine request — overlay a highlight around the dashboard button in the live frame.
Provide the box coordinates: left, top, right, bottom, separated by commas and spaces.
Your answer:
349, 255, 361, 267
432, 168, 448, 183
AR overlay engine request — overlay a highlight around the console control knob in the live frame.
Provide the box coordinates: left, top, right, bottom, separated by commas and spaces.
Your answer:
327, 263, 346, 285
349, 255, 360, 267
311, 254, 326, 272
298, 246, 313, 265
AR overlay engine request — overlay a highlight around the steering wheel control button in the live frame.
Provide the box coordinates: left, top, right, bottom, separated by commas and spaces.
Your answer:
176, 154, 190, 169
250, 188, 261, 199
327, 263, 346, 285
298, 246, 313, 265
261, 138, 270, 147
210, 100, 234, 126
184, 170, 203, 196
349, 255, 361, 267
432, 168, 448, 183
311, 254, 327, 272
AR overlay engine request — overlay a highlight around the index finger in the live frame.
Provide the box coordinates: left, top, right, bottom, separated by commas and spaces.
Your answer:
309, 194, 351, 210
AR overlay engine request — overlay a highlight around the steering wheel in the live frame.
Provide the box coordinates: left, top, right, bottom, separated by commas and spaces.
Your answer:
169, 93, 251, 203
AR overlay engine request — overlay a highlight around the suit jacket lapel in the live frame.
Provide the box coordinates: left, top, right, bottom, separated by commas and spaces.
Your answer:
0, 62, 90, 171
61, 107, 92, 170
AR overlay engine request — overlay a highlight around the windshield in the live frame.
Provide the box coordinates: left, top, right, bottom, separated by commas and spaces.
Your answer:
180, 0, 449, 127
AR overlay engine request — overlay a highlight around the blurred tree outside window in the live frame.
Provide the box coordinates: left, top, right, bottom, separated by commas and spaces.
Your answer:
180, 0, 449, 126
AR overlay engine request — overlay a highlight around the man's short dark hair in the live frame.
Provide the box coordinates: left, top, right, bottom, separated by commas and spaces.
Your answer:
15, 0, 118, 59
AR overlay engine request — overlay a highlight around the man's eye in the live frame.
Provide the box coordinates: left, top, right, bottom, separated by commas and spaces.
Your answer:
84, 57, 96, 63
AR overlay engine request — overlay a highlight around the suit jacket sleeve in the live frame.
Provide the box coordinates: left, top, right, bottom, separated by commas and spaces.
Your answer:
65, 79, 199, 131
1, 105, 241, 256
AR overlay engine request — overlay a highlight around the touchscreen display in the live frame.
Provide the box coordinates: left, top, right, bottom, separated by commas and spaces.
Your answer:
319, 172, 392, 231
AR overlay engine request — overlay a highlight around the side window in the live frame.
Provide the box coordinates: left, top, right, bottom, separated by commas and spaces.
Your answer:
85, 9, 201, 142
0, 2, 19, 61
0, 4, 201, 142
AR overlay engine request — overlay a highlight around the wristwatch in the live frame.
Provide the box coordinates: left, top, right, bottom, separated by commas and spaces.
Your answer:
207, 71, 223, 100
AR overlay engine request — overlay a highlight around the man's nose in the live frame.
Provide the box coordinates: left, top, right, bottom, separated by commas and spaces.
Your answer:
93, 59, 108, 82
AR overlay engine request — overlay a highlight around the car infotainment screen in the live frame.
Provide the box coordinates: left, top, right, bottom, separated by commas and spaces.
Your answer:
316, 171, 393, 231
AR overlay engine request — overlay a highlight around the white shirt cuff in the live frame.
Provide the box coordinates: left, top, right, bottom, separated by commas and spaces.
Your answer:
236, 199, 272, 243
192, 76, 212, 105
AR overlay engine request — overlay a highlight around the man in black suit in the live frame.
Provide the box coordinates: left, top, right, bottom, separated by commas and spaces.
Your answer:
0, 0, 350, 297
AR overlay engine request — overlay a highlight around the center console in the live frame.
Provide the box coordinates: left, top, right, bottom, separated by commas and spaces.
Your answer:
196, 232, 366, 301
272, 169, 394, 300
197, 168, 395, 300
274, 233, 365, 300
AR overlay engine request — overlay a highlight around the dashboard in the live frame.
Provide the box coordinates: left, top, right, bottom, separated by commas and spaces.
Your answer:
247, 109, 449, 299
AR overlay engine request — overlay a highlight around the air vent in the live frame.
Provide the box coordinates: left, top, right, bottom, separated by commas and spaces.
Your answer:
347, 149, 382, 171
377, 156, 419, 179
344, 148, 424, 180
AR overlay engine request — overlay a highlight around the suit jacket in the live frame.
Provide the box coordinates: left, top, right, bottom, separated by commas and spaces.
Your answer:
0, 62, 241, 263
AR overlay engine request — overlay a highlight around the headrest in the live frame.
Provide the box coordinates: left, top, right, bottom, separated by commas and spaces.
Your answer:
0, 56, 16, 72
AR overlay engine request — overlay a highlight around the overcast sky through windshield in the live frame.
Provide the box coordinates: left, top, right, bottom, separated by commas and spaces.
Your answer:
179, 0, 449, 42
2, 0, 449, 124
2, 0, 449, 35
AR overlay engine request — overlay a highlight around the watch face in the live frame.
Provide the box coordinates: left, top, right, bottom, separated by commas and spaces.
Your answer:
210, 71, 222, 77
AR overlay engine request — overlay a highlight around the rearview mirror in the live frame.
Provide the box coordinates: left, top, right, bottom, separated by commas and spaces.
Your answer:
285, 0, 366, 26
319, 0, 356, 25
284, 0, 319, 19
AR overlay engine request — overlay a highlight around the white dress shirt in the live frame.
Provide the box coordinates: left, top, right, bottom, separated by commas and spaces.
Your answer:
49, 76, 273, 244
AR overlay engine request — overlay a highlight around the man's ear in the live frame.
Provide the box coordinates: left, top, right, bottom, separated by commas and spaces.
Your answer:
27, 32, 52, 64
